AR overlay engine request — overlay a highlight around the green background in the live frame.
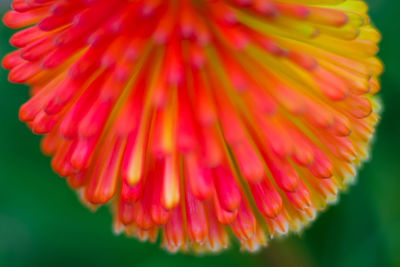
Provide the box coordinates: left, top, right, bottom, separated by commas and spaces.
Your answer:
0, 1, 399, 266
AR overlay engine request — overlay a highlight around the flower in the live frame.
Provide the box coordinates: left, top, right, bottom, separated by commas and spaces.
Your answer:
3, 0, 381, 253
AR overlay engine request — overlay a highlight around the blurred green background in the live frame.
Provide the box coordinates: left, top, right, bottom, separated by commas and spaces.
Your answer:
0, 1, 399, 266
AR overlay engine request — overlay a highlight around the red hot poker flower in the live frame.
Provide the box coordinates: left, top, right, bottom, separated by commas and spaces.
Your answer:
3, 0, 382, 253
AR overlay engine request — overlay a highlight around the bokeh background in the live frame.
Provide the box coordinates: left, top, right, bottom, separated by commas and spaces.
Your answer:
0, 0, 399, 266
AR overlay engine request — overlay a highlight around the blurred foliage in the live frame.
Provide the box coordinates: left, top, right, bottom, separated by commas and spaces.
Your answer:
0, 0, 399, 266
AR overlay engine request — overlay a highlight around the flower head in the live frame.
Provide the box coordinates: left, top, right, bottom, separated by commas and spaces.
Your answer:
3, 0, 381, 253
